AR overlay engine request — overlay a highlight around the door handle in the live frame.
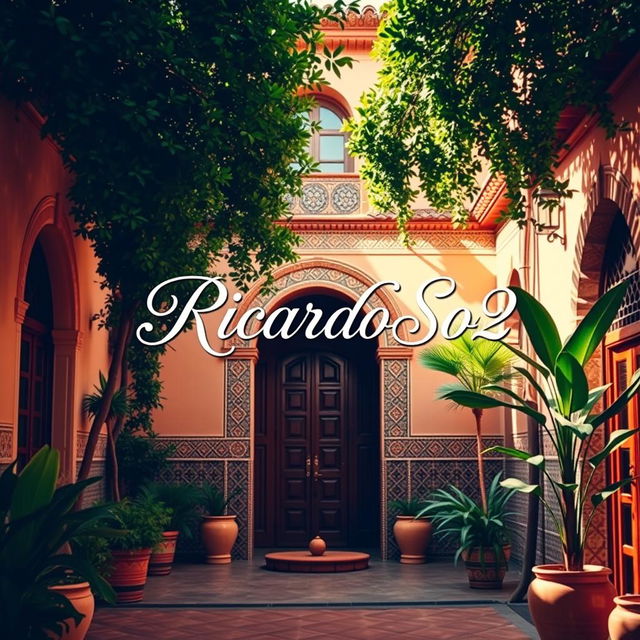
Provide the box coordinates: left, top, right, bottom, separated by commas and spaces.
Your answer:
305, 456, 311, 478
313, 455, 323, 481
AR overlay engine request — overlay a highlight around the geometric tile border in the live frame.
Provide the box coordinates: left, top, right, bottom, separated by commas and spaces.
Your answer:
76, 432, 108, 461
385, 436, 504, 459
0, 423, 12, 462
161, 437, 250, 460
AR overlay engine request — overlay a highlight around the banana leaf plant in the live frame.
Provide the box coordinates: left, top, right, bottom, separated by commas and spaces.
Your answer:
440, 280, 640, 571
0, 446, 117, 640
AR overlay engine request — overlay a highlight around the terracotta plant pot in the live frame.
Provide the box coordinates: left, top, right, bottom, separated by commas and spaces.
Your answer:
201, 515, 238, 564
108, 548, 152, 603
528, 564, 616, 640
47, 582, 94, 640
609, 595, 640, 640
149, 531, 180, 576
393, 516, 433, 564
463, 545, 510, 589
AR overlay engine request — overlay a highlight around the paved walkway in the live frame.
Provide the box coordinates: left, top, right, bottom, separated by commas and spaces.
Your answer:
87, 557, 539, 638
138, 556, 520, 605
89, 605, 536, 639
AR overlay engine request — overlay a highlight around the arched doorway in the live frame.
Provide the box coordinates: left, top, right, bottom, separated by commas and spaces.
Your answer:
18, 238, 54, 468
254, 293, 380, 549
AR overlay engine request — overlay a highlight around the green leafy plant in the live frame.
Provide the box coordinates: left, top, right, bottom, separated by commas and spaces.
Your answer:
0, 446, 116, 640
109, 495, 171, 551
140, 483, 201, 538
418, 474, 514, 565
420, 332, 514, 512
82, 371, 128, 420
200, 485, 238, 517
347, 0, 638, 228
389, 498, 427, 517
116, 431, 176, 498
442, 280, 640, 570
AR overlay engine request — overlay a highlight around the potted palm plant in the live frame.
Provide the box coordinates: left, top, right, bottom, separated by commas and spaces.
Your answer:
199, 485, 239, 565
389, 498, 432, 564
419, 474, 514, 588
141, 483, 200, 575
0, 446, 115, 640
442, 281, 640, 639
107, 495, 170, 603
420, 332, 514, 515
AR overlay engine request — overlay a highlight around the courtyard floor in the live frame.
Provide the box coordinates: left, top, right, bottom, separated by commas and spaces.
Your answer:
88, 555, 538, 639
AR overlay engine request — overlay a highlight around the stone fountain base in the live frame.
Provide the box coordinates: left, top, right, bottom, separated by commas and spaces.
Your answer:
264, 550, 370, 573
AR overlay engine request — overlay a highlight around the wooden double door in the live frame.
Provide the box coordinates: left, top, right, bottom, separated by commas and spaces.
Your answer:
255, 346, 379, 549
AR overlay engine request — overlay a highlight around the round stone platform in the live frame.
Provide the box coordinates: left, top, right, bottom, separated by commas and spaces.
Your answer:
264, 551, 370, 573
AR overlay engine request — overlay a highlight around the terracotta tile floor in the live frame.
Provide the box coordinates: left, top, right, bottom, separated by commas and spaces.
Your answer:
88, 605, 536, 639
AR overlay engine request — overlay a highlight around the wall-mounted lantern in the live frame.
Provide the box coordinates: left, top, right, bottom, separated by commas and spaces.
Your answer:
534, 188, 566, 246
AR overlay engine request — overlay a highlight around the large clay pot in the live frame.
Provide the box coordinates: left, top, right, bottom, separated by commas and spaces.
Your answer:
47, 582, 94, 640
201, 515, 238, 564
149, 531, 180, 576
609, 595, 640, 640
528, 564, 616, 640
393, 516, 433, 564
108, 548, 152, 603
463, 545, 509, 589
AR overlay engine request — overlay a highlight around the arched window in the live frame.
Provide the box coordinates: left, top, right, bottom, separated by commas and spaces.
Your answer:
309, 101, 353, 173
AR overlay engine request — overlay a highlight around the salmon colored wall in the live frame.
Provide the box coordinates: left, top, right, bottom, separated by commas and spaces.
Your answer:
154, 245, 504, 438
0, 99, 109, 466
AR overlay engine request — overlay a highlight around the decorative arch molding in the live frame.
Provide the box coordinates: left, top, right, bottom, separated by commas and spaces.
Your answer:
572, 165, 640, 321
15, 194, 80, 332
13, 194, 81, 482
225, 258, 410, 352
221, 258, 413, 559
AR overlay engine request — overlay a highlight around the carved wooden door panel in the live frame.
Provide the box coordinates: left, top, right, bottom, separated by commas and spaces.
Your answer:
276, 352, 349, 547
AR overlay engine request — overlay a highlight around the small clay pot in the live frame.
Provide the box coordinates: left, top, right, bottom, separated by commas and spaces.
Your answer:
47, 582, 94, 640
609, 595, 640, 640
528, 564, 616, 640
462, 546, 509, 589
149, 531, 180, 576
393, 516, 432, 564
309, 536, 327, 556
108, 548, 152, 604
201, 515, 238, 564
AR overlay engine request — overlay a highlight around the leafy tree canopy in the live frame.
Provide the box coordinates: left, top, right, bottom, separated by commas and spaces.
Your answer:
347, 0, 639, 227
0, 0, 357, 478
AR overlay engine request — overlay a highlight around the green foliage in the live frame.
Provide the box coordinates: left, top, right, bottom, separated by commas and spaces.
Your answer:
116, 431, 176, 497
389, 498, 427, 517
200, 484, 238, 517
109, 496, 171, 551
421, 331, 515, 397
82, 371, 128, 420
418, 474, 514, 565
443, 281, 640, 569
140, 483, 201, 538
0, 0, 359, 456
347, 0, 639, 227
0, 446, 116, 640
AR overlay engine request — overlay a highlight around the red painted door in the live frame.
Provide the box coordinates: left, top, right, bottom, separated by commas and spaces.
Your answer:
609, 342, 640, 594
